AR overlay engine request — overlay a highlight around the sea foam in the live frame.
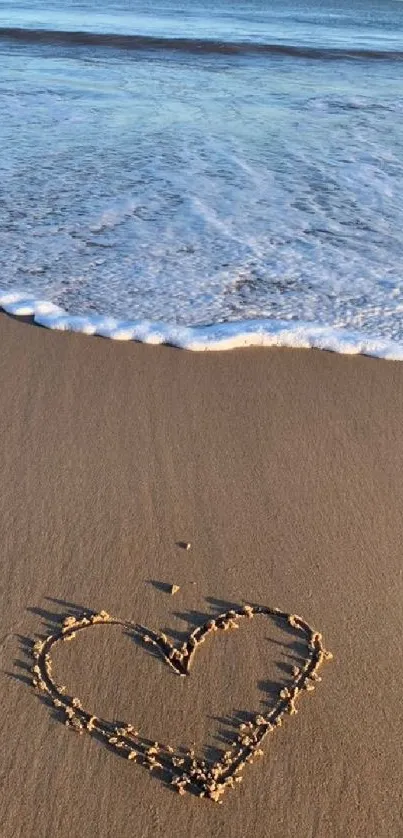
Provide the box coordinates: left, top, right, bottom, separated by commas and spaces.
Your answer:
1, 287, 402, 360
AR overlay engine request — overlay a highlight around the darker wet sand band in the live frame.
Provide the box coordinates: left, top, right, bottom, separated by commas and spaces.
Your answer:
0, 313, 402, 837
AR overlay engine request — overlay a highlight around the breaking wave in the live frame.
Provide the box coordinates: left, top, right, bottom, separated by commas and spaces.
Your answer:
1, 27, 402, 60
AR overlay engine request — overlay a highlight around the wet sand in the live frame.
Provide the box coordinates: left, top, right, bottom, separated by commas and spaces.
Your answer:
0, 312, 402, 837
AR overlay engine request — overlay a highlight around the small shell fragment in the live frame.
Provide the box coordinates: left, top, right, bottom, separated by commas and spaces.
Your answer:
170, 584, 180, 595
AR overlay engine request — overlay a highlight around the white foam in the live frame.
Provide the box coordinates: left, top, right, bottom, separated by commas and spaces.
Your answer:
1, 287, 403, 360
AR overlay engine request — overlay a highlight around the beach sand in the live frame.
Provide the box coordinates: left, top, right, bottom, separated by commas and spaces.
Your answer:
0, 312, 402, 837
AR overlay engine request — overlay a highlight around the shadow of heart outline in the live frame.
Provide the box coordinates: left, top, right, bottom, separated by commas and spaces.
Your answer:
31, 603, 332, 802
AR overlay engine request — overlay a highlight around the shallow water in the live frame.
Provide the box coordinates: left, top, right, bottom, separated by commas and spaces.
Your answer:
1, 0, 403, 353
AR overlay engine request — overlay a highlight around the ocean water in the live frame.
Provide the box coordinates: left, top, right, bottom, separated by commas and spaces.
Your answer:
1, 0, 403, 355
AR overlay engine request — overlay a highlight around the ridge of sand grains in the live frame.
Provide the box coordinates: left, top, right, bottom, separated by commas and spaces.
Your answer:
31, 604, 332, 802
0, 312, 403, 837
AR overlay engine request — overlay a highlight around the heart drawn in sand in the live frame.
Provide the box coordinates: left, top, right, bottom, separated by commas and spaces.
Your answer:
31, 604, 332, 802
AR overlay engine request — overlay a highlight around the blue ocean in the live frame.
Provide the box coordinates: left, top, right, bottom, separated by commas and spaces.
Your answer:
1, 0, 403, 354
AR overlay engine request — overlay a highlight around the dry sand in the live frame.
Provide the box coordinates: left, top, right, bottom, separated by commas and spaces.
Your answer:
0, 312, 402, 838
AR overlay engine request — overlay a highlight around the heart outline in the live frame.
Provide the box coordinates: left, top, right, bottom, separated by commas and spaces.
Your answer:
31, 604, 332, 802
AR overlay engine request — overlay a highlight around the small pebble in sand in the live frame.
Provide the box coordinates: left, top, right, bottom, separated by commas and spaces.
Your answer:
170, 584, 180, 595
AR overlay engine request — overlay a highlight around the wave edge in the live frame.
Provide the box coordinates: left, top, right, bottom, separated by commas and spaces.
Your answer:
1, 288, 402, 360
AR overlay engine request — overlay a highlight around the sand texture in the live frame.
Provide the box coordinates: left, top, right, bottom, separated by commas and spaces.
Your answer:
0, 313, 402, 837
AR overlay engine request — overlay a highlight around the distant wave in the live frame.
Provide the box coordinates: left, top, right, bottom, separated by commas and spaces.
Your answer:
0, 26, 402, 60
1, 288, 402, 360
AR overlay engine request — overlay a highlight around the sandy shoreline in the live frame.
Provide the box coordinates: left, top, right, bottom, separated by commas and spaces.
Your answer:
0, 312, 402, 837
